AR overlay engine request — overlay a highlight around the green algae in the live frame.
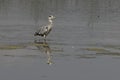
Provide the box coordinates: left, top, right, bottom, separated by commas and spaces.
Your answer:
0, 45, 26, 50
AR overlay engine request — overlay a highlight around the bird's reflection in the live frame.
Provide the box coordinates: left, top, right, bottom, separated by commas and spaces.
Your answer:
34, 39, 53, 65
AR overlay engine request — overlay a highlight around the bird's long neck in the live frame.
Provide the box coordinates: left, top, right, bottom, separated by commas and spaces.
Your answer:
48, 19, 53, 25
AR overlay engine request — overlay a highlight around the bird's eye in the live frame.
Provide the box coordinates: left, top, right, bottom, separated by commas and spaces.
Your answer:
49, 16, 51, 17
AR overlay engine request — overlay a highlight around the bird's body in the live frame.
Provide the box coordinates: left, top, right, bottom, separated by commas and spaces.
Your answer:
34, 15, 55, 38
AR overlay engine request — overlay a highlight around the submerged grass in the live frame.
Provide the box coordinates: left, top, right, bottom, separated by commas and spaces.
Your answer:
76, 54, 96, 59
0, 45, 26, 50
83, 47, 109, 52
97, 52, 120, 56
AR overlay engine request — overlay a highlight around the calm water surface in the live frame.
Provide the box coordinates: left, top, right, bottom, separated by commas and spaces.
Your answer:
0, 0, 120, 80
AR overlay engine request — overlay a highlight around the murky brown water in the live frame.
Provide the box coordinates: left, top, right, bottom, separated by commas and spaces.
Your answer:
0, 0, 120, 80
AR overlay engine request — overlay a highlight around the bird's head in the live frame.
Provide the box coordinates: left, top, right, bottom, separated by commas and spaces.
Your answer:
48, 15, 56, 20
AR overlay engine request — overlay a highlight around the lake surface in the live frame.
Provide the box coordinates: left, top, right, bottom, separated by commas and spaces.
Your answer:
0, 0, 120, 80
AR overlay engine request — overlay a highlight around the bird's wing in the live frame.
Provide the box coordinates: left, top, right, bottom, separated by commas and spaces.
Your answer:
36, 25, 48, 34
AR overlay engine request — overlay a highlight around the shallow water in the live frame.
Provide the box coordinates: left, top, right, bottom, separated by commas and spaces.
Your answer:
0, 0, 120, 80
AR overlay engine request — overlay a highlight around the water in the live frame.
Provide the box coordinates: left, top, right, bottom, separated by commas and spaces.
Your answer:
0, 0, 120, 80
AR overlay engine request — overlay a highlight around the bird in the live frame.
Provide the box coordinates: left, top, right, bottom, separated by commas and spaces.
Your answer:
34, 15, 55, 39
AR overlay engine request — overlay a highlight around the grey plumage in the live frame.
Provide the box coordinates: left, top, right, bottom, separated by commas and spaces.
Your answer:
34, 15, 55, 38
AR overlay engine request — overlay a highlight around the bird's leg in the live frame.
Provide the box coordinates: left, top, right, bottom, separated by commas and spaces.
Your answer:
43, 38, 46, 42
43, 35, 46, 40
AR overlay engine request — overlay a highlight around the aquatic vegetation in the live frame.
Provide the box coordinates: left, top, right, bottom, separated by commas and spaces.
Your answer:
51, 48, 63, 52
0, 45, 26, 50
34, 43, 48, 46
83, 47, 109, 52
83, 47, 120, 56
97, 52, 120, 56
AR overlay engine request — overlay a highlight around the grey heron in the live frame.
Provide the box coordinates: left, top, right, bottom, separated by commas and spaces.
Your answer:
34, 15, 55, 38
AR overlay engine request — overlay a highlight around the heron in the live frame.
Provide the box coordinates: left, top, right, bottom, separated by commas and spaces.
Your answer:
34, 15, 55, 38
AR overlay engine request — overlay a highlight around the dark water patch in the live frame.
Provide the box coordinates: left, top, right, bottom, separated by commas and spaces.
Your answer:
3, 54, 16, 57
97, 52, 120, 56
75, 54, 96, 59
82, 47, 109, 52
56, 53, 71, 57
112, 57, 120, 59
3, 54, 45, 59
